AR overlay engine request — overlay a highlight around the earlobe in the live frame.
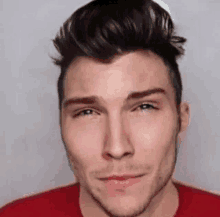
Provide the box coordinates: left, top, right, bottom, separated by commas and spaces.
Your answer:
179, 102, 190, 133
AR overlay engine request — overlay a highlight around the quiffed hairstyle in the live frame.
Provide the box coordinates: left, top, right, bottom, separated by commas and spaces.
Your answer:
52, 0, 186, 111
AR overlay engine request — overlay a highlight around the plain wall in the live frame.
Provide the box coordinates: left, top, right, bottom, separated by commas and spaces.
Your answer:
1, 0, 220, 207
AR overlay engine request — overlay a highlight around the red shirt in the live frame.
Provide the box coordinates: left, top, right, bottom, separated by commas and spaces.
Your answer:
174, 182, 220, 216
1, 182, 220, 216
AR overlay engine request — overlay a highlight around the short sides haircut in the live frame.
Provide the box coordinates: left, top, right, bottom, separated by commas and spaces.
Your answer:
52, 0, 186, 111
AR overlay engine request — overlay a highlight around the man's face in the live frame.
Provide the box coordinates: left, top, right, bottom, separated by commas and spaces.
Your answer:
61, 51, 185, 217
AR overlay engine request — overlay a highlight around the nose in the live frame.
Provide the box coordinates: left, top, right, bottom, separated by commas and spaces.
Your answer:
102, 113, 135, 160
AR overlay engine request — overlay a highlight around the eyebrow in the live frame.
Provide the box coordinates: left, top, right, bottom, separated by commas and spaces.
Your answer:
63, 88, 166, 108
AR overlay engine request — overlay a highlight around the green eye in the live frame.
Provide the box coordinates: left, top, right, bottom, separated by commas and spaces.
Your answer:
134, 103, 158, 112
139, 104, 155, 110
74, 109, 97, 118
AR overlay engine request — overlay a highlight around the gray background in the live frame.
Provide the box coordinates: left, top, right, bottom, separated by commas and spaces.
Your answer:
1, 0, 220, 207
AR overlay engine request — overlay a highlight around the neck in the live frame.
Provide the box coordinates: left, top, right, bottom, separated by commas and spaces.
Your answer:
147, 180, 179, 217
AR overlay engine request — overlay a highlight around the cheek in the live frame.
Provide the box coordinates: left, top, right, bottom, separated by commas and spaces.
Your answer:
62, 117, 104, 168
129, 113, 177, 160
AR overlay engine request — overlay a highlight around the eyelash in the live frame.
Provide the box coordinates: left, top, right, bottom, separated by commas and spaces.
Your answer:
132, 103, 157, 112
72, 103, 158, 119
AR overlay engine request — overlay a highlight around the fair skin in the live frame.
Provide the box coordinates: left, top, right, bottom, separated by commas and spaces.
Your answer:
61, 51, 189, 217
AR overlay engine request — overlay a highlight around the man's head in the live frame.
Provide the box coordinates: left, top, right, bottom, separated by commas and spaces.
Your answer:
52, 0, 189, 216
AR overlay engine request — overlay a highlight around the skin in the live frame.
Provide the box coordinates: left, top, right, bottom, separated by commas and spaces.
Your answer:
61, 51, 189, 217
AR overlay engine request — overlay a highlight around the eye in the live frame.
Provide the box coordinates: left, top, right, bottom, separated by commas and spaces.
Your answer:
134, 103, 157, 112
73, 109, 99, 119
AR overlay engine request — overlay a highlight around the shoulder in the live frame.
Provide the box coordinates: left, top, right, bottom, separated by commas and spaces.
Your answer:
0, 182, 81, 217
174, 181, 220, 216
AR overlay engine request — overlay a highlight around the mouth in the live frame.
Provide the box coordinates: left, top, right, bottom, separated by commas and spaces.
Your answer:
99, 174, 144, 181
98, 174, 145, 190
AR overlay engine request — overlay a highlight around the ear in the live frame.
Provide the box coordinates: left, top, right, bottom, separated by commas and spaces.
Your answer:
179, 102, 190, 133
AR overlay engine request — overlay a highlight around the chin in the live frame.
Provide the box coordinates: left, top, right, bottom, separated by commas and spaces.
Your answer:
92, 192, 149, 217
85, 177, 154, 217
81, 163, 174, 217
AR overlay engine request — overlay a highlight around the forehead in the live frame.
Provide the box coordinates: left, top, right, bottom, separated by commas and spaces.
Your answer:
64, 51, 174, 103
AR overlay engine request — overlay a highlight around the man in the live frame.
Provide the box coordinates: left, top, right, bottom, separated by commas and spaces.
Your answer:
1, 0, 220, 216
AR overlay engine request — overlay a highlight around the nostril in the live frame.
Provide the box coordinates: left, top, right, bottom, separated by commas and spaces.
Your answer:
103, 151, 133, 161
124, 152, 131, 157
103, 153, 113, 161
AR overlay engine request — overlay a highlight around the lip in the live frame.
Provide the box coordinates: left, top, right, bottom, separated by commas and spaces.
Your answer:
99, 174, 144, 181
99, 174, 144, 192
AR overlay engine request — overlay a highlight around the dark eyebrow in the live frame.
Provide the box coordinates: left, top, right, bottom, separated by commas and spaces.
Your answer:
63, 88, 166, 109
63, 96, 98, 108
126, 88, 166, 100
